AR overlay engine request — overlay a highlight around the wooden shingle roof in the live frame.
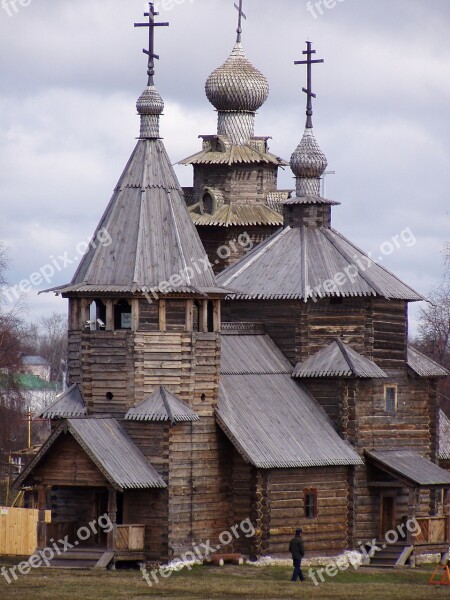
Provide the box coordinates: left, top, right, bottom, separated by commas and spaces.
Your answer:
366, 450, 450, 487
15, 418, 166, 491
190, 202, 283, 227
217, 226, 424, 301
47, 139, 224, 297
179, 143, 287, 167
293, 339, 387, 379
35, 384, 87, 420
125, 386, 199, 423
407, 346, 449, 378
439, 410, 450, 460
216, 332, 362, 469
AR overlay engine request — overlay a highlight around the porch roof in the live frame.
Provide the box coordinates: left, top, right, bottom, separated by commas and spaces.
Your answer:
14, 418, 166, 491
366, 450, 450, 487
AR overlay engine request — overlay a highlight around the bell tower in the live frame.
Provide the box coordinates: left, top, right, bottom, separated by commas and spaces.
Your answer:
48, 2, 228, 558
179, 0, 290, 272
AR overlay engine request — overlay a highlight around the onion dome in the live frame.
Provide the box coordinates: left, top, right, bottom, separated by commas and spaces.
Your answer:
290, 128, 327, 179
290, 128, 328, 197
137, 85, 164, 139
137, 85, 164, 116
205, 42, 269, 113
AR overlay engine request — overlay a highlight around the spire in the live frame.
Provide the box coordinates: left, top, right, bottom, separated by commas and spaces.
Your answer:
205, 1, 269, 145
290, 42, 327, 197
134, 3, 169, 139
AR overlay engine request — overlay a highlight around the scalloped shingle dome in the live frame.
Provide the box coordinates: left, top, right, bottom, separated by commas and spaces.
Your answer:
205, 43, 269, 112
290, 128, 327, 179
137, 85, 165, 116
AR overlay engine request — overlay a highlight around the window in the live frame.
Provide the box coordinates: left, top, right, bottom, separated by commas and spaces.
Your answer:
385, 385, 397, 413
114, 300, 132, 330
304, 489, 318, 519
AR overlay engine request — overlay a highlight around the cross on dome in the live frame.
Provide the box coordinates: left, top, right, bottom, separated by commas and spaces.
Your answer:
134, 2, 169, 86
234, 0, 247, 43
295, 41, 324, 129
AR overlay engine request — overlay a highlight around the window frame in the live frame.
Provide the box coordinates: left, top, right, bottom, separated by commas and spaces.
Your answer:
384, 384, 398, 414
303, 488, 318, 520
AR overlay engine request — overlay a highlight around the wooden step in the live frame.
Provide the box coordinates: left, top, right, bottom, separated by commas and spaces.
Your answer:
94, 551, 115, 570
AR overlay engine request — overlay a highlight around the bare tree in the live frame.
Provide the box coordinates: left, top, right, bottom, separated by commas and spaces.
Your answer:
0, 244, 28, 486
417, 246, 450, 365
415, 245, 450, 413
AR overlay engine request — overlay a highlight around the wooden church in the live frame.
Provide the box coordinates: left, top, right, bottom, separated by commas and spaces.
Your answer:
15, 2, 450, 568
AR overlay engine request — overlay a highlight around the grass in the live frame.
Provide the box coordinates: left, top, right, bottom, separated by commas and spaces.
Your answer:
0, 559, 448, 599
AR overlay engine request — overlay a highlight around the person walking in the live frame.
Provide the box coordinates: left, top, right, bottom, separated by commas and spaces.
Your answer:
289, 528, 305, 582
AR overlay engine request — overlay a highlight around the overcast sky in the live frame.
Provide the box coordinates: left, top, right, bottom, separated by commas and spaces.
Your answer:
0, 0, 449, 334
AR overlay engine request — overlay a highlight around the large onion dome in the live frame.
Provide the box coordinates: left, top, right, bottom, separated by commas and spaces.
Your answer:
205, 42, 269, 113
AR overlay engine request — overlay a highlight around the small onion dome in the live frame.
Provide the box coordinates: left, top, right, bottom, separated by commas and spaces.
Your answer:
136, 85, 164, 116
205, 43, 269, 112
290, 128, 328, 179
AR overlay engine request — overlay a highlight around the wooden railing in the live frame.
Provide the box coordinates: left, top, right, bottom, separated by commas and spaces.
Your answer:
413, 517, 448, 544
115, 525, 145, 552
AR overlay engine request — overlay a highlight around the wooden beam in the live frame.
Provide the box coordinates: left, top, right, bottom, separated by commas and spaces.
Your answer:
132, 299, 140, 332
159, 299, 166, 332
368, 481, 404, 488
201, 301, 208, 333
106, 300, 114, 331
107, 488, 117, 553
36, 485, 48, 550
213, 300, 221, 333
186, 300, 194, 332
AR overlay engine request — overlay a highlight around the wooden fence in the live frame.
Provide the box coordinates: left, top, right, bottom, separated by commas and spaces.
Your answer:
0, 507, 51, 556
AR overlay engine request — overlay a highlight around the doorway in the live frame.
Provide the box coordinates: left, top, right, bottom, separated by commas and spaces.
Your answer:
380, 494, 396, 537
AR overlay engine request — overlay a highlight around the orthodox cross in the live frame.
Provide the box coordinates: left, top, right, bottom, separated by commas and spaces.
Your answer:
294, 41, 324, 128
134, 2, 169, 86
234, 0, 247, 43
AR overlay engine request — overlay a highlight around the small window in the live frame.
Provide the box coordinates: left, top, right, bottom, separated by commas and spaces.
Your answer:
385, 385, 397, 413
304, 488, 318, 519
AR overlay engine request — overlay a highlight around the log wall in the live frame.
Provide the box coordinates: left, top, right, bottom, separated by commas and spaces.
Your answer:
193, 164, 279, 206
268, 467, 350, 555
199, 226, 279, 274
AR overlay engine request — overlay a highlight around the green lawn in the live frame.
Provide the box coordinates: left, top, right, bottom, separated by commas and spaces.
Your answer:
0, 560, 448, 599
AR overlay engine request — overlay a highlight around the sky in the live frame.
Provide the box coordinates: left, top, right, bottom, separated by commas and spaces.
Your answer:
0, 0, 449, 335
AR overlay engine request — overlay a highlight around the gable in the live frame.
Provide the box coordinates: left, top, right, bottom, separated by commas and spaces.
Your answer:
25, 433, 107, 487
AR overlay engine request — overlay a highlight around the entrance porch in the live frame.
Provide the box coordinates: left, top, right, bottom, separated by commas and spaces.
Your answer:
365, 450, 450, 567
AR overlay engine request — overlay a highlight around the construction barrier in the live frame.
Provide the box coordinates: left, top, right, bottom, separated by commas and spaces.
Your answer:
0, 507, 51, 556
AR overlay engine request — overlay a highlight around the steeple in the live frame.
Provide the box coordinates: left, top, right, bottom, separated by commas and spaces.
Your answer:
49, 3, 221, 298
290, 42, 328, 197
134, 3, 169, 139
205, 1, 269, 145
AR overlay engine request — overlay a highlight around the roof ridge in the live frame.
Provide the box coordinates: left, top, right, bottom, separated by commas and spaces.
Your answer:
160, 385, 175, 424
335, 338, 357, 377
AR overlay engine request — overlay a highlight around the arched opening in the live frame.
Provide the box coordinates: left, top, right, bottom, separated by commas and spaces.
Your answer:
202, 192, 214, 215
114, 300, 132, 330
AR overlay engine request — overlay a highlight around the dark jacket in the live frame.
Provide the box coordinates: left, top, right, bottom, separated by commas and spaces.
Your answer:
289, 536, 304, 559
